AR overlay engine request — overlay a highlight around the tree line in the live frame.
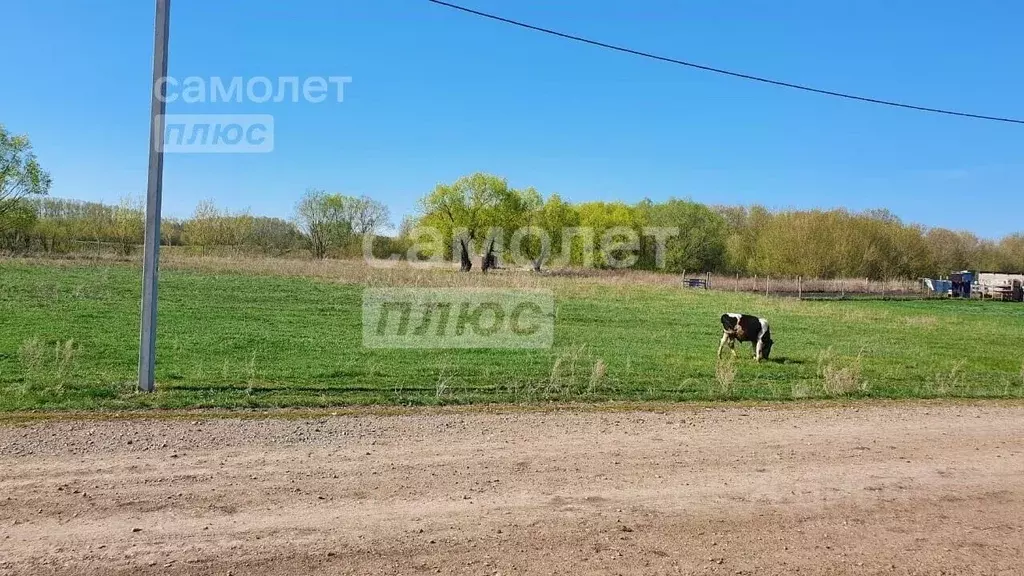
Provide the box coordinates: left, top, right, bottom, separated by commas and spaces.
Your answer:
3, 173, 1023, 280
402, 173, 1024, 279
0, 190, 392, 259
2, 122, 1021, 279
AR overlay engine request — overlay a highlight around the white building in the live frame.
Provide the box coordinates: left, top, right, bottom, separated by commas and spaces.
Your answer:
974, 272, 1024, 301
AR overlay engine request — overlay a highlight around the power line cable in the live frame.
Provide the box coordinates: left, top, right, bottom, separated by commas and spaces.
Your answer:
427, 0, 1024, 125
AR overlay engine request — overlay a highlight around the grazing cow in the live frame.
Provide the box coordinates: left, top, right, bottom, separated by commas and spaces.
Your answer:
718, 313, 773, 361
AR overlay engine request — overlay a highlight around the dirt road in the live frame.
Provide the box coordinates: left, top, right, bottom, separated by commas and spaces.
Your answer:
1, 402, 1022, 575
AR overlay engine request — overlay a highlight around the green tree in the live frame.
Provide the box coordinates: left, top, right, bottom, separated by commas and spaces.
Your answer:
111, 196, 145, 256
574, 201, 642, 268
418, 173, 531, 271
0, 200, 37, 250
161, 217, 186, 246
0, 124, 52, 232
249, 216, 302, 255
294, 188, 351, 259
507, 187, 546, 270
997, 234, 1024, 272
516, 192, 579, 271
640, 198, 728, 273
182, 199, 223, 252
924, 227, 980, 275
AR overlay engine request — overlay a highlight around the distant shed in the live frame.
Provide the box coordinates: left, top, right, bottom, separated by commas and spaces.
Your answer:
950, 271, 974, 298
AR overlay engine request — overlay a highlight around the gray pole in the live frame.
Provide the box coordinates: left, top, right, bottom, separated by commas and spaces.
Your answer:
139, 0, 171, 393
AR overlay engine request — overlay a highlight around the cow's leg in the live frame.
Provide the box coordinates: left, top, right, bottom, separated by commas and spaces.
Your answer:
718, 333, 729, 359
755, 338, 764, 362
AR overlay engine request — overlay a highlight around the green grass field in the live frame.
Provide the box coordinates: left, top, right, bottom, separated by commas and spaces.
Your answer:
2, 259, 1023, 411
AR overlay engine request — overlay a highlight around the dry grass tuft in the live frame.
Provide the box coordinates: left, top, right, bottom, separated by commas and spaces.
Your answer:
589, 359, 607, 394
435, 370, 451, 399
791, 382, 815, 399
817, 347, 866, 396
17, 337, 78, 393
931, 359, 968, 396
18, 338, 45, 376
54, 339, 78, 382
544, 345, 609, 399
715, 356, 737, 396
245, 351, 261, 386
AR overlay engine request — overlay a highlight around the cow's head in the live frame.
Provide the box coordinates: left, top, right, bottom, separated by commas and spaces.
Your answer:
720, 314, 738, 332
760, 333, 774, 360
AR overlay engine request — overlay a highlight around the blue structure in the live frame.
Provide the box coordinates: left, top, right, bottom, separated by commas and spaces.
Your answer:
922, 278, 952, 295
950, 271, 974, 298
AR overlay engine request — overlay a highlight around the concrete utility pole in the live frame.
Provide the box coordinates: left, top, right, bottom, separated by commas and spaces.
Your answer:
139, 0, 171, 392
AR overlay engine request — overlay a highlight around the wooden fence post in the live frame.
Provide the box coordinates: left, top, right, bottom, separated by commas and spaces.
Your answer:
766, 276, 770, 297
706, 271, 711, 290
798, 276, 802, 300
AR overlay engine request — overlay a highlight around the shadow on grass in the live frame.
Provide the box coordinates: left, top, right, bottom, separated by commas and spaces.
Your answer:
767, 356, 805, 365
717, 354, 805, 365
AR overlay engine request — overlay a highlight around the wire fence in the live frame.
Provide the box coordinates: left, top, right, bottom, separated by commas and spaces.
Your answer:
682, 273, 930, 300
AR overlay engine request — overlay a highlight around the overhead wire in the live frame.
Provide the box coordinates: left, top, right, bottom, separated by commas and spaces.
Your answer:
427, 0, 1024, 125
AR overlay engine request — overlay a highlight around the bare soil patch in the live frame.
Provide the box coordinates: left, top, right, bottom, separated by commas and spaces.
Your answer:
1, 403, 1022, 575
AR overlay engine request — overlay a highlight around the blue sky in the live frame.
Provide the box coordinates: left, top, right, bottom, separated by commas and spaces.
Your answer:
2, 0, 1022, 237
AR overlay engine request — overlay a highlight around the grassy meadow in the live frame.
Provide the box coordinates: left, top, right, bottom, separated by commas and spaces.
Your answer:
1, 257, 1023, 411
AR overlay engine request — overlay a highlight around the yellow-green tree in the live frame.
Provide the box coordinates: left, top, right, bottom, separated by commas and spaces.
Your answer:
111, 196, 145, 256
0, 124, 52, 232
418, 173, 532, 271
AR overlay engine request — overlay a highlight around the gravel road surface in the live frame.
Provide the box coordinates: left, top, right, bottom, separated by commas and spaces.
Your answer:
1, 403, 1022, 575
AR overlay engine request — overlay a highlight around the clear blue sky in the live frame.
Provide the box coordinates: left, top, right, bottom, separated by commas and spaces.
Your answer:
2, 0, 1021, 237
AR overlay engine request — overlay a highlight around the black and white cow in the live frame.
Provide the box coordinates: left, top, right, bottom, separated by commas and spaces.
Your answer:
718, 313, 773, 361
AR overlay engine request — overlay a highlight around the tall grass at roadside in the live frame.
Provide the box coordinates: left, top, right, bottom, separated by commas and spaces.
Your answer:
15, 337, 79, 394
